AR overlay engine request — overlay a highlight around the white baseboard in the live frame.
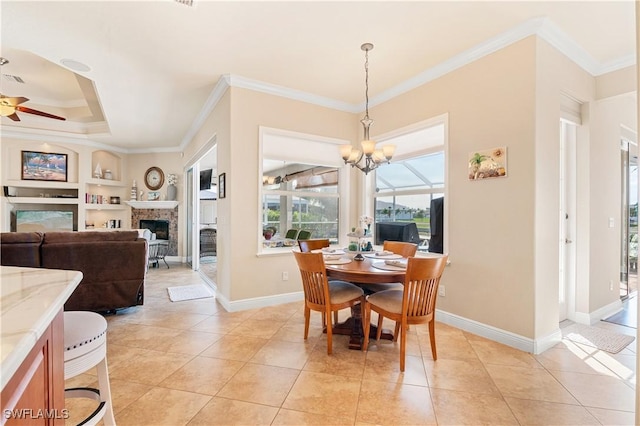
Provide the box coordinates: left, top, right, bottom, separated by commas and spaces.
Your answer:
200, 289, 563, 354
217, 291, 305, 313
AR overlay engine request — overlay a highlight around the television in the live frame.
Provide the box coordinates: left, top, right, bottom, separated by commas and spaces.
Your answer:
15, 210, 74, 232
200, 169, 213, 190
375, 222, 421, 245
429, 197, 444, 253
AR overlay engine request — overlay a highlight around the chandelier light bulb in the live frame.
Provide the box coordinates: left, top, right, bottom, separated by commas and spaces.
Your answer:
361, 140, 376, 156
340, 145, 353, 160
382, 144, 396, 160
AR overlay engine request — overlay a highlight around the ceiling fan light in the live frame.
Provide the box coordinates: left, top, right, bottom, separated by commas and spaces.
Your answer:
0, 104, 16, 117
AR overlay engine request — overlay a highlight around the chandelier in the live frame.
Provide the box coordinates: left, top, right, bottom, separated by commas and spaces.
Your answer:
340, 43, 395, 175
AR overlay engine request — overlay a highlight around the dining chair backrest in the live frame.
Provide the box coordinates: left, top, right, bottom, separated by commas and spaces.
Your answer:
297, 230, 312, 240
298, 239, 330, 253
285, 229, 300, 239
383, 241, 418, 258
403, 255, 448, 320
292, 251, 330, 309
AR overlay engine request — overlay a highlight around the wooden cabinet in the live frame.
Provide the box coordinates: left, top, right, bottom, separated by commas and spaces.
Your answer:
1, 311, 65, 425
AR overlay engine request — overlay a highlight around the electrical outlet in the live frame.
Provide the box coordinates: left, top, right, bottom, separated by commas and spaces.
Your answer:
438, 285, 445, 297
282, 271, 289, 281
609, 280, 613, 291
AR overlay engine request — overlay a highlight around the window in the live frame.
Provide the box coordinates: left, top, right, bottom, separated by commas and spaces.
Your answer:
260, 128, 349, 252
372, 120, 446, 252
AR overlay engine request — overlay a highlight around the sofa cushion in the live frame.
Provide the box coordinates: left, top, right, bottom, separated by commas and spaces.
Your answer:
0, 232, 43, 267
43, 230, 139, 243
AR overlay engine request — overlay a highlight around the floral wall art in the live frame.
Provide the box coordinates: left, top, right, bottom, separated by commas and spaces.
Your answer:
468, 147, 507, 180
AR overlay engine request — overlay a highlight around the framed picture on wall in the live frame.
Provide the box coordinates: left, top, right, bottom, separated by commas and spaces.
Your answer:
218, 173, 226, 199
21, 151, 68, 182
147, 191, 160, 201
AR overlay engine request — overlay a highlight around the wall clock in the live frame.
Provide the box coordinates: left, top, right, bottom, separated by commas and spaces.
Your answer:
144, 166, 165, 190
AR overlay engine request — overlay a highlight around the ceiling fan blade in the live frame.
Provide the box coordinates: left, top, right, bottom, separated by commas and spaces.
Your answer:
16, 106, 66, 121
0, 96, 29, 106
6, 113, 21, 121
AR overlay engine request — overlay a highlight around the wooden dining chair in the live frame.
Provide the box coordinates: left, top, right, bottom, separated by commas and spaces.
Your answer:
297, 230, 312, 240
292, 251, 365, 354
285, 228, 300, 239
362, 255, 448, 371
297, 238, 340, 324
298, 238, 330, 252
361, 240, 418, 294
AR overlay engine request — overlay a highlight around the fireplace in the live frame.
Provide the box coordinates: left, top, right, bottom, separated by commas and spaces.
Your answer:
139, 220, 169, 240
132, 207, 178, 255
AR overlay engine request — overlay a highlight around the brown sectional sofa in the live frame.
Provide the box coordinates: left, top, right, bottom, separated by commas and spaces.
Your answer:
1, 231, 147, 312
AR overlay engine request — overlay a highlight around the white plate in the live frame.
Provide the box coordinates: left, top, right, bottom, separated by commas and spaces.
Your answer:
363, 252, 403, 259
371, 260, 407, 271
324, 258, 352, 265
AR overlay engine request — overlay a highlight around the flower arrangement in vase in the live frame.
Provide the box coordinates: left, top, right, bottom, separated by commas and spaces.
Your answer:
360, 215, 373, 235
167, 174, 178, 201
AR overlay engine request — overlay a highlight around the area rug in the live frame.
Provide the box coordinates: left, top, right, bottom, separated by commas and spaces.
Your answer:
561, 323, 635, 353
167, 284, 214, 302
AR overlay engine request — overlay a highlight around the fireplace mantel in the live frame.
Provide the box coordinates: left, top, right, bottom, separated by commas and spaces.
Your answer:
125, 201, 178, 209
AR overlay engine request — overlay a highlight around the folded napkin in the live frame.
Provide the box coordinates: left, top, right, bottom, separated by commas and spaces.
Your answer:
324, 254, 342, 261
385, 259, 407, 267
375, 250, 394, 256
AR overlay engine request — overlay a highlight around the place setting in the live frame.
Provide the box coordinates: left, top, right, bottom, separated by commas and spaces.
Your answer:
363, 250, 403, 260
314, 247, 352, 264
372, 258, 408, 271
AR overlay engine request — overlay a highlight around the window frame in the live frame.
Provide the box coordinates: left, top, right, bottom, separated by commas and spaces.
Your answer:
258, 126, 350, 256
366, 114, 449, 253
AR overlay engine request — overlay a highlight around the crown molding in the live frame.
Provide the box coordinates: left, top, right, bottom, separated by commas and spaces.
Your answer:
6, 17, 635, 153
227, 74, 358, 113
178, 75, 231, 152
0, 127, 130, 153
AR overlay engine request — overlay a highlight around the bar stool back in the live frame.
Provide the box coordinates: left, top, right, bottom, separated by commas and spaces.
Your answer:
64, 311, 116, 426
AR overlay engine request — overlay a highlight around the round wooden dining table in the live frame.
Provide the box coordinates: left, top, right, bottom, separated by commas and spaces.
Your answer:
325, 256, 406, 350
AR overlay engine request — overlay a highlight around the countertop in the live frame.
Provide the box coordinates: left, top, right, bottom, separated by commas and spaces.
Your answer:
1, 266, 83, 391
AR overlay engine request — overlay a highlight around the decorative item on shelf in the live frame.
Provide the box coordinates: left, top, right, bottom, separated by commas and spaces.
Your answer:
130, 180, 137, 200
138, 190, 144, 201
339, 43, 395, 175
147, 191, 160, 201
94, 163, 103, 179
21, 151, 68, 182
104, 169, 113, 180
110, 196, 120, 204
167, 173, 177, 201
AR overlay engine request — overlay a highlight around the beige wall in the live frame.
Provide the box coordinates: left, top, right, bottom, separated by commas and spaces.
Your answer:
596, 65, 637, 100
371, 37, 539, 337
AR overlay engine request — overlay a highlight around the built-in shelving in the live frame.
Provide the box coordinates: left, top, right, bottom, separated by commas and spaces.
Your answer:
125, 201, 178, 209
4, 180, 79, 189
85, 178, 125, 187
84, 204, 128, 210
5, 197, 78, 205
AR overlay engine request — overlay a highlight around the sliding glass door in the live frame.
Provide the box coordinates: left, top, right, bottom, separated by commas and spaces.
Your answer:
620, 141, 637, 298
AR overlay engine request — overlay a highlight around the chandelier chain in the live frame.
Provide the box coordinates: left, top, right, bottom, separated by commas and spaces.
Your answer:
364, 47, 369, 119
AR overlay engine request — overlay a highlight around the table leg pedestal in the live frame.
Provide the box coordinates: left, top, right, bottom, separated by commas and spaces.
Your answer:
326, 304, 394, 350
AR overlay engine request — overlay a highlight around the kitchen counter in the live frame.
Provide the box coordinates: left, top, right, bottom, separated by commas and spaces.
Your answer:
1, 266, 82, 391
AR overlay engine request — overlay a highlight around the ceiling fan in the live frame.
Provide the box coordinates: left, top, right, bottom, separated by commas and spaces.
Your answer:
0, 95, 66, 121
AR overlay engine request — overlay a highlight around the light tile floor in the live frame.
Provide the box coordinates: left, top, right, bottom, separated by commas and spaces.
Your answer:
66, 263, 637, 425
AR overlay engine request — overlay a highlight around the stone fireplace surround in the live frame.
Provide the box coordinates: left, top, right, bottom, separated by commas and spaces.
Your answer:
131, 207, 178, 255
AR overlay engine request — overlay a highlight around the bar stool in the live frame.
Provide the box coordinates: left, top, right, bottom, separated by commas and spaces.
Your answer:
64, 311, 116, 426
